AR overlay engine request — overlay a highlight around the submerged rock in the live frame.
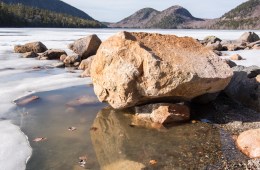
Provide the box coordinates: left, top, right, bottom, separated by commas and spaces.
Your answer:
224, 65, 260, 112
236, 129, 260, 158
38, 49, 67, 60
69, 34, 101, 59
91, 31, 233, 109
14, 41, 47, 53
14, 95, 39, 106
135, 103, 190, 124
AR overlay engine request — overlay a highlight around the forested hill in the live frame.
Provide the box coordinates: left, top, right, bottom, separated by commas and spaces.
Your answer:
0, 0, 94, 20
0, 2, 105, 28
211, 0, 260, 29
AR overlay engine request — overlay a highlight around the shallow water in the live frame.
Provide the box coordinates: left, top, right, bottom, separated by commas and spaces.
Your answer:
10, 86, 238, 170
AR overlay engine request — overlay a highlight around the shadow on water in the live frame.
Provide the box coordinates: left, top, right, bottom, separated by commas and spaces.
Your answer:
11, 86, 257, 170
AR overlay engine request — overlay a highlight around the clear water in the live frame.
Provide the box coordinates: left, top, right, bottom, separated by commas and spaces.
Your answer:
0, 28, 259, 170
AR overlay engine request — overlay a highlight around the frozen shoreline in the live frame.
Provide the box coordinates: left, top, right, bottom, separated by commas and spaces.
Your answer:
0, 28, 259, 170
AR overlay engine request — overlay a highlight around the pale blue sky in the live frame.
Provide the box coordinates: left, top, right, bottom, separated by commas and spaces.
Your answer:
62, 0, 247, 22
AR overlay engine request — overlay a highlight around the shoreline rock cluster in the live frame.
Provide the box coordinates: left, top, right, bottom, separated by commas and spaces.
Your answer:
14, 31, 260, 160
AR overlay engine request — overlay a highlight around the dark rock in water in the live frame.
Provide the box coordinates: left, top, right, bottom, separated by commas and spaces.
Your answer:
66, 95, 99, 107
63, 55, 81, 66
38, 49, 67, 60
14, 95, 39, 106
134, 103, 190, 124
224, 59, 237, 68
14, 41, 47, 53
224, 65, 260, 112
236, 128, 260, 158
69, 34, 101, 59
91, 31, 233, 109
239, 32, 260, 43
22, 51, 38, 58
90, 107, 226, 169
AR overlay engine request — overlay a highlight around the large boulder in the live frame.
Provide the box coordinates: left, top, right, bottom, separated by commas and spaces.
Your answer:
14, 41, 47, 53
239, 32, 260, 43
203, 36, 222, 44
38, 49, 67, 60
224, 65, 260, 112
69, 34, 101, 59
91, 31, 233, 109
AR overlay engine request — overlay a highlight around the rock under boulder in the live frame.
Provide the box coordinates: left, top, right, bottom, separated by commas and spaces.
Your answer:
206, 41, 223, 51
38, 49, 67, 60
236, 129, 260, 158
69, 34, 101, 59
135, 103, 190, 124
91, 31, 233, 109
14, 41, 47, 53
239, 32, 260, 43
224, 65, 260, 112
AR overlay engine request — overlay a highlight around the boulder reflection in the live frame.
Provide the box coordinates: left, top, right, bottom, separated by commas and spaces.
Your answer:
90, 107, 223, 170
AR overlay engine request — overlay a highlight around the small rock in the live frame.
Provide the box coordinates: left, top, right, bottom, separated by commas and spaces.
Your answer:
78, 56, 94, 70
51, 62, 65, 68
14, 41, 47, 53
22, 52, 38, 58
63, 55, 81, 65
206, 41, 222, 51
225, 59, 237, 68
236, 129, 260, 158
33, 137, 47, 142
60, 54, 67, 62
135, 103, 190, 124
74, 62, 80, 67
69, 34, 101, 59
256, 75, 260, 83
14, 95, 39, 106
38, 49, 67, 60
204, 36, 222, 44
68, 127, 77, 131
149, 160, 158, 165
239, 32, 260, 43
230, 54, 243, 60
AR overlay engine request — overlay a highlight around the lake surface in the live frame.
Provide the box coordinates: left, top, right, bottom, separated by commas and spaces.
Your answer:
0, 28, 259, 170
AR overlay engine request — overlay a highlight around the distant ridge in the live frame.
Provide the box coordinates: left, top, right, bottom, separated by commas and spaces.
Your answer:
0, 2, 105, 28
110, 0, 260, 30
0, 0, 95, 20
110, 5, 203, 29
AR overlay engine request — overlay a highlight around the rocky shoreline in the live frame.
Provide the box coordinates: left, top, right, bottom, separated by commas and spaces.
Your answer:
13, 30, 260, 169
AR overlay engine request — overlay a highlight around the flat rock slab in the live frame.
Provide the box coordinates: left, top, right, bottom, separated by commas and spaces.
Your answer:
236, 129, 260, 158
91, 31, 233, 109
14, 95, 39, 106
